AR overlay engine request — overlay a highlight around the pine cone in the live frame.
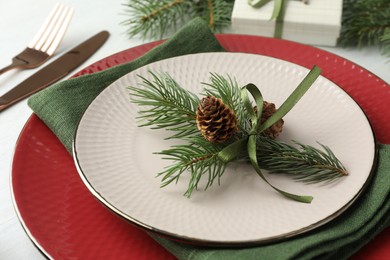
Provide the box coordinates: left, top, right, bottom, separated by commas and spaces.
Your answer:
196, 96, 238, 143
255, 101, 284, 138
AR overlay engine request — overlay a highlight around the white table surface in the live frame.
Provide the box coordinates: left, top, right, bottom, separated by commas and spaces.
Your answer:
0, 1, 388, 259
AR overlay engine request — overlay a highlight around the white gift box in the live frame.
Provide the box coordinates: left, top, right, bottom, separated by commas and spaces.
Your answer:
231, 0, 343, 46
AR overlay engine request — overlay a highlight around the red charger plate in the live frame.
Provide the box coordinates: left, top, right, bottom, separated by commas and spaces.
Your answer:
12, 35, 390, 259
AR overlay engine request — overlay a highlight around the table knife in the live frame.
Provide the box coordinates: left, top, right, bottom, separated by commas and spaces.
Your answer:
0, 30, 109, 112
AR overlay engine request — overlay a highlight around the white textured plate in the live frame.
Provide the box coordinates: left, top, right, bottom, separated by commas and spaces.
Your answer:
73, 53, 375, 245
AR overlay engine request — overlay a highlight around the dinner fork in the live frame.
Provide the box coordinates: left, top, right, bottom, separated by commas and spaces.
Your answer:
0, 3, 74, 75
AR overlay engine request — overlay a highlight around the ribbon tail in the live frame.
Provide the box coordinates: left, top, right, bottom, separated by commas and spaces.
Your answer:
217, 137, 248, 163
248, 135, 313, 203
273, 0, 286, 38
259, 65, 322, 133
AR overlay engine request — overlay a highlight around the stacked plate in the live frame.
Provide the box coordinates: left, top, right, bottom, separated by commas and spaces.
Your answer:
72, 52, 375, 244
11, 35, 388, 259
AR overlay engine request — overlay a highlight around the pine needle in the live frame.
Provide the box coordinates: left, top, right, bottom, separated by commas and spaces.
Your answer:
256, 136, 347, 184
193, 0, 234, 31
121, 0, 234, 39
121, 0, 194, 39
157, 138, 227, 197
128, 71, 200, 139
339, 0, 390, 57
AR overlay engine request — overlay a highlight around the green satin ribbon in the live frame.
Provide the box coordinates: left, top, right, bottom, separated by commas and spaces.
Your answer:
247, 0, 287, 38
218, 65, 322, 203
248, 0, 287, 38
248, 0, 284, 19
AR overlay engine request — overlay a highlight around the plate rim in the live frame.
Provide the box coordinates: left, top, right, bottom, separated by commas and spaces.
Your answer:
72, 51, 378, 247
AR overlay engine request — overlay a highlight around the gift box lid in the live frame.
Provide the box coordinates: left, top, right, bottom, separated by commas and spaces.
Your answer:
232, 0, 343, 34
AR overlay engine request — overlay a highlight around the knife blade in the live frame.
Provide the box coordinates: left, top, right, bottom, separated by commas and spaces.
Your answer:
0, 30, 109, 112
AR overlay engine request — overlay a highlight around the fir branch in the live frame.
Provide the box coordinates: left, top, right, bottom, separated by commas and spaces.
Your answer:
157, 138, 227, 197
121, 0, 194, 39
193, 0, 234, 31
380, 28, 390, 58
207, 0, 215, 28
202, 73, 250, 133
128, 71, 200, 139
256, 136, 347, 184
339, 0, 390, 57
122, 0, 234, 39
130, 71, 347, 199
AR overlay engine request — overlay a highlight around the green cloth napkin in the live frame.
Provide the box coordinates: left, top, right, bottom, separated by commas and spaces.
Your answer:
28, 17, 224, 153
28, 17, 390, 260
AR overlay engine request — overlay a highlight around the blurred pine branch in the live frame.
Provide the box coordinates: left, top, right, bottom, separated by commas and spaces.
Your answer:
121, 0, 234, 39
338, 0, 390, 57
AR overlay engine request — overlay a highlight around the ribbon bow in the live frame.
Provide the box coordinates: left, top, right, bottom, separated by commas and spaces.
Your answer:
248, 0, 309, 38
217, 65, 321, 203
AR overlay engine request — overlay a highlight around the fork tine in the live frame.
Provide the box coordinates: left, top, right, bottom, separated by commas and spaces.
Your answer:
46, 7, 74, 55
42, 6, 74, 55
28, 3, 62, 49
34, 4, 66, 51
39, 5, 68, 52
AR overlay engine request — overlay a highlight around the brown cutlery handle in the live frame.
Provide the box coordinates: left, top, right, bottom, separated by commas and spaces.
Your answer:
0, 67, 66, 112
0, 63, 18, 75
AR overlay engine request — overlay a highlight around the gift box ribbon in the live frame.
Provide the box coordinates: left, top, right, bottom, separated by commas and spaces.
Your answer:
248, 0, 309, 38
